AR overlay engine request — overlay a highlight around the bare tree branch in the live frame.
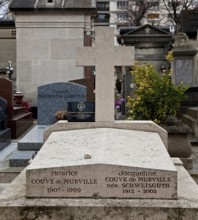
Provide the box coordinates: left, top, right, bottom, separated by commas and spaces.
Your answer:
116, 0, 159, 26
162, 0, 194, 32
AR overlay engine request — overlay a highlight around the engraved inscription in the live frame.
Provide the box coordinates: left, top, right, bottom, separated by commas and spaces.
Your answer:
38, 88, 86, 99
27, 167, 175, 198
105, 170, 171, 195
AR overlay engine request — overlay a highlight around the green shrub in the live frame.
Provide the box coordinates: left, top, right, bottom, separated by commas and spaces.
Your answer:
127, 60, 188, 124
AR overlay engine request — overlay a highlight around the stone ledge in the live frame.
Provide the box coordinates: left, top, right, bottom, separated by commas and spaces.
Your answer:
44, 121, 168, 148
0, 158, 198, 205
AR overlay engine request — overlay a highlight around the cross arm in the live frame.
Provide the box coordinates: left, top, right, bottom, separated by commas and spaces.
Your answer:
76, 47, 96, 66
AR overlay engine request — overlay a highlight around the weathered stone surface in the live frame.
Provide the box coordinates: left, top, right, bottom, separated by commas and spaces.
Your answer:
76, 27, 134, 122
43, 121, 168, 149
161, 116, 192, 158
168, 134, 192, 158
9, 150, 36, 167
161, 116, 192, 134
17, 125, 49, 151
11, 10, 94, 106
0, 159, 198, 220
26, 128, 176, 199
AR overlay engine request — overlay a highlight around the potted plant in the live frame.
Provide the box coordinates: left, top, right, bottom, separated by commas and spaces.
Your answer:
115, 97, 124, 120
126, 53, 191, 162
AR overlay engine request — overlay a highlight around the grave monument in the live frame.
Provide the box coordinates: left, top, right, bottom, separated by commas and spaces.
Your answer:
9, 0, 96, 107
0, 97, 11, 150
0, 22, 198, 220
37, 82, 87, 125
26, 28, 176, 200
172, 32, 197, 86
0, 78, 33, 138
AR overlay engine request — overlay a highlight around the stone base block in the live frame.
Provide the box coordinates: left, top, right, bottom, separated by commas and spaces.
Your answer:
17, 125, 49, 151
0, 159, 198, 220
18, 142, 43, 151
0, 168, 23, 183
9, 151, 36, 167
9, 112, 34, 139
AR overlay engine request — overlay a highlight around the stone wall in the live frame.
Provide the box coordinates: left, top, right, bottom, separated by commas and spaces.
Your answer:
14, 12, 91, 106
0, 22, 16, 79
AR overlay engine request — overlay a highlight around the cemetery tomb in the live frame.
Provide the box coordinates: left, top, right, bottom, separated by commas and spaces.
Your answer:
9, 0, 96, 107
26, 128, 177, 199
0, 78, 33, 139
0, 97, 11, 150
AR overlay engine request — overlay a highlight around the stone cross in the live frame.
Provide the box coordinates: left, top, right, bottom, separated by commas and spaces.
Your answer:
76, 27, 134, 122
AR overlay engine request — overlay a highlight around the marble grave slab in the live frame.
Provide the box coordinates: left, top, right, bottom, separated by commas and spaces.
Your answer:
26, 128, 177, 199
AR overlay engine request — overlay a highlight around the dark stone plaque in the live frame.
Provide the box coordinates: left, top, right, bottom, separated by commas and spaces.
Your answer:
67, 102, 95, 122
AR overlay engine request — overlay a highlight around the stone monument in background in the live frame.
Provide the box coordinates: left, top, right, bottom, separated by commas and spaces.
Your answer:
0, 97, 11, 150
172, 32, 197, 86
0, 78, 33, 138
37, 82, 87, 125
9, 0, 96, 107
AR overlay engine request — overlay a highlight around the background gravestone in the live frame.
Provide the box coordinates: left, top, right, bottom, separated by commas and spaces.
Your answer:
172, 33, 197, 86
0, 78, 33, 139
37, 82, 87, 125
0, 97, 11, 150
0, 78, 13, 121
0, 98, 8, 130
69, 78, 95, 102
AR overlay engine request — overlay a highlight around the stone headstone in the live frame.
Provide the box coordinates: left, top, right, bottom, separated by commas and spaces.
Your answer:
174, 59, 193, 85
0, 78, 33, 139
26, 128, 177, 199
0, 78, 13, 120
172, 33, 197, 86
37, 82, 87, 125
67, 102, 95, 122
0, 97, 7, 130
69, 78, 95, 102
0, 97, 11, 150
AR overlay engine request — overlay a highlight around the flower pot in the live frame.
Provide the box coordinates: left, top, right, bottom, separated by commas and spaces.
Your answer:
115, 112, 121, 120
167, 133, 192, 158
161, 116, 192, 158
